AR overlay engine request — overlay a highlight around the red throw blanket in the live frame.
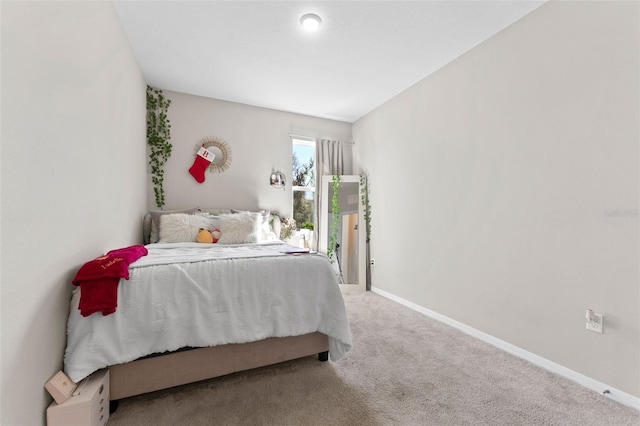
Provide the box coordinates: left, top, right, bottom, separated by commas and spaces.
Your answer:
72, 245, 148, 317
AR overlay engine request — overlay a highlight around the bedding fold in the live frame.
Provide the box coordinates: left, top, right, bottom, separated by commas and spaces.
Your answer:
131, 241, 303, 268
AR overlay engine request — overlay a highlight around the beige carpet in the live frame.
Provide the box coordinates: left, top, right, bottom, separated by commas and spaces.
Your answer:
109, 292, 639, 425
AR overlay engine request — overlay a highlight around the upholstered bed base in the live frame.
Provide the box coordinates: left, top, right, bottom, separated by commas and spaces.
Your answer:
109, 332, 329, 401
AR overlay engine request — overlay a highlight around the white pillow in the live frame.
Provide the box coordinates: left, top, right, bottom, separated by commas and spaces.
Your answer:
230, 209, 272, 241
150, 207, 198, 243
269, 214, 281, 241
217, 212, 261, 244
159, 213, 213, 243
196, 213, 221, 230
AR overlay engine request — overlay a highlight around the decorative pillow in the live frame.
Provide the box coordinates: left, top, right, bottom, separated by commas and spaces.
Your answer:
269, 214, 281, 241
230, 209, 271, 241
150, 207, 198, 243
158, 213, 213, 243
216, 212, 262, 244
197, 213, 221, 230
197, 209, 232, 215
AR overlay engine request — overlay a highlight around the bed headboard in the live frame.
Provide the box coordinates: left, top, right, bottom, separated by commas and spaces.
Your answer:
143, 213, 152, 245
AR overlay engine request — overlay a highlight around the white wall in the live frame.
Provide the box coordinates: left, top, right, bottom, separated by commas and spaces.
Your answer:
0, 2, 147, 424
353, 1, 639, 397
151, 90, 353, 217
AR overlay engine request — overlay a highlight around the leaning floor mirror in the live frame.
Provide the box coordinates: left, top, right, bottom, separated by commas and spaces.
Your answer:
319, 175, 366, 293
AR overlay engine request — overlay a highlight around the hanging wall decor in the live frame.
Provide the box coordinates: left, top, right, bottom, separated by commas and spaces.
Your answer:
147, 85, 172, 209
188, 146, 216, 183
194, 136, 232, 173
269, 171, 286, 189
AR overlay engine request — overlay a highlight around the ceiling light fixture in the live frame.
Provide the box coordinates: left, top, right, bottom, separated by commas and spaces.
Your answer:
300, 13, 322, 32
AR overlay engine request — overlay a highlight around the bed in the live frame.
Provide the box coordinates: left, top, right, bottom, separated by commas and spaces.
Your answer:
63, 209, 352, 401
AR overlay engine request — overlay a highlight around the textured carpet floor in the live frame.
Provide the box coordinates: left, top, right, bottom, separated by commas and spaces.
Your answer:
109, 292, 639, 425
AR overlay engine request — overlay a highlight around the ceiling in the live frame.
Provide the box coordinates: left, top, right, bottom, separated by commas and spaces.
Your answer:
113, 1, 545, 123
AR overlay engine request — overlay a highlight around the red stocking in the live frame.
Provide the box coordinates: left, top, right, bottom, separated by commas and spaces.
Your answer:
189, 146, 215, 183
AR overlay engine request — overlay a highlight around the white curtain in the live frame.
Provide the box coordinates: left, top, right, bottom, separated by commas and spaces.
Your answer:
314, 139, 344, 251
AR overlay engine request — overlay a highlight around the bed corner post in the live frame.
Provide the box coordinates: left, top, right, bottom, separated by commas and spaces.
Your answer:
318, 351, 329, 362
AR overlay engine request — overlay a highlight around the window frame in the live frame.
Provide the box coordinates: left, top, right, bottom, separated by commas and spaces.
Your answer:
291, 137, 316, 225
291, 137, 316, 192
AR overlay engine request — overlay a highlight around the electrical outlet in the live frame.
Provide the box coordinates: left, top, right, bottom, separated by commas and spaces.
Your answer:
586, 310, 603, 333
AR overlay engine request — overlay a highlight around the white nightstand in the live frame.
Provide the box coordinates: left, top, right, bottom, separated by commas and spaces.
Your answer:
47, 369, 109, 426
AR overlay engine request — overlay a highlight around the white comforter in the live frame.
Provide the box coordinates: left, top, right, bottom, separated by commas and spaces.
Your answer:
64, 242, 352, 382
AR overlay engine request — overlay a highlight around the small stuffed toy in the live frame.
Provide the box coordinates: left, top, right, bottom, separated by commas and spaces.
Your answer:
196, 228, 221, 243
196, 228, 214, 244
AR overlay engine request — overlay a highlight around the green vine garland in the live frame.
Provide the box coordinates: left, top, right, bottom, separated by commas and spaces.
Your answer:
327, 175, 341, 261
146, 86, 172, 209
360, 172, 371, 243
361, 171, 372, 290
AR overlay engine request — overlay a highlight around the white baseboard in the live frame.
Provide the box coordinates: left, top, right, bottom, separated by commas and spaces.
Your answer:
371, 286, 640, 411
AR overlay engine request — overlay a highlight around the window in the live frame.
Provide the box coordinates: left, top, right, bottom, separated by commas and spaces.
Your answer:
291, 138, 316, 230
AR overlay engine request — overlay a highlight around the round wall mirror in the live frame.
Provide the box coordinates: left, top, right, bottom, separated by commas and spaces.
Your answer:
270, 171, 286, 189
196, 136, 232, 173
